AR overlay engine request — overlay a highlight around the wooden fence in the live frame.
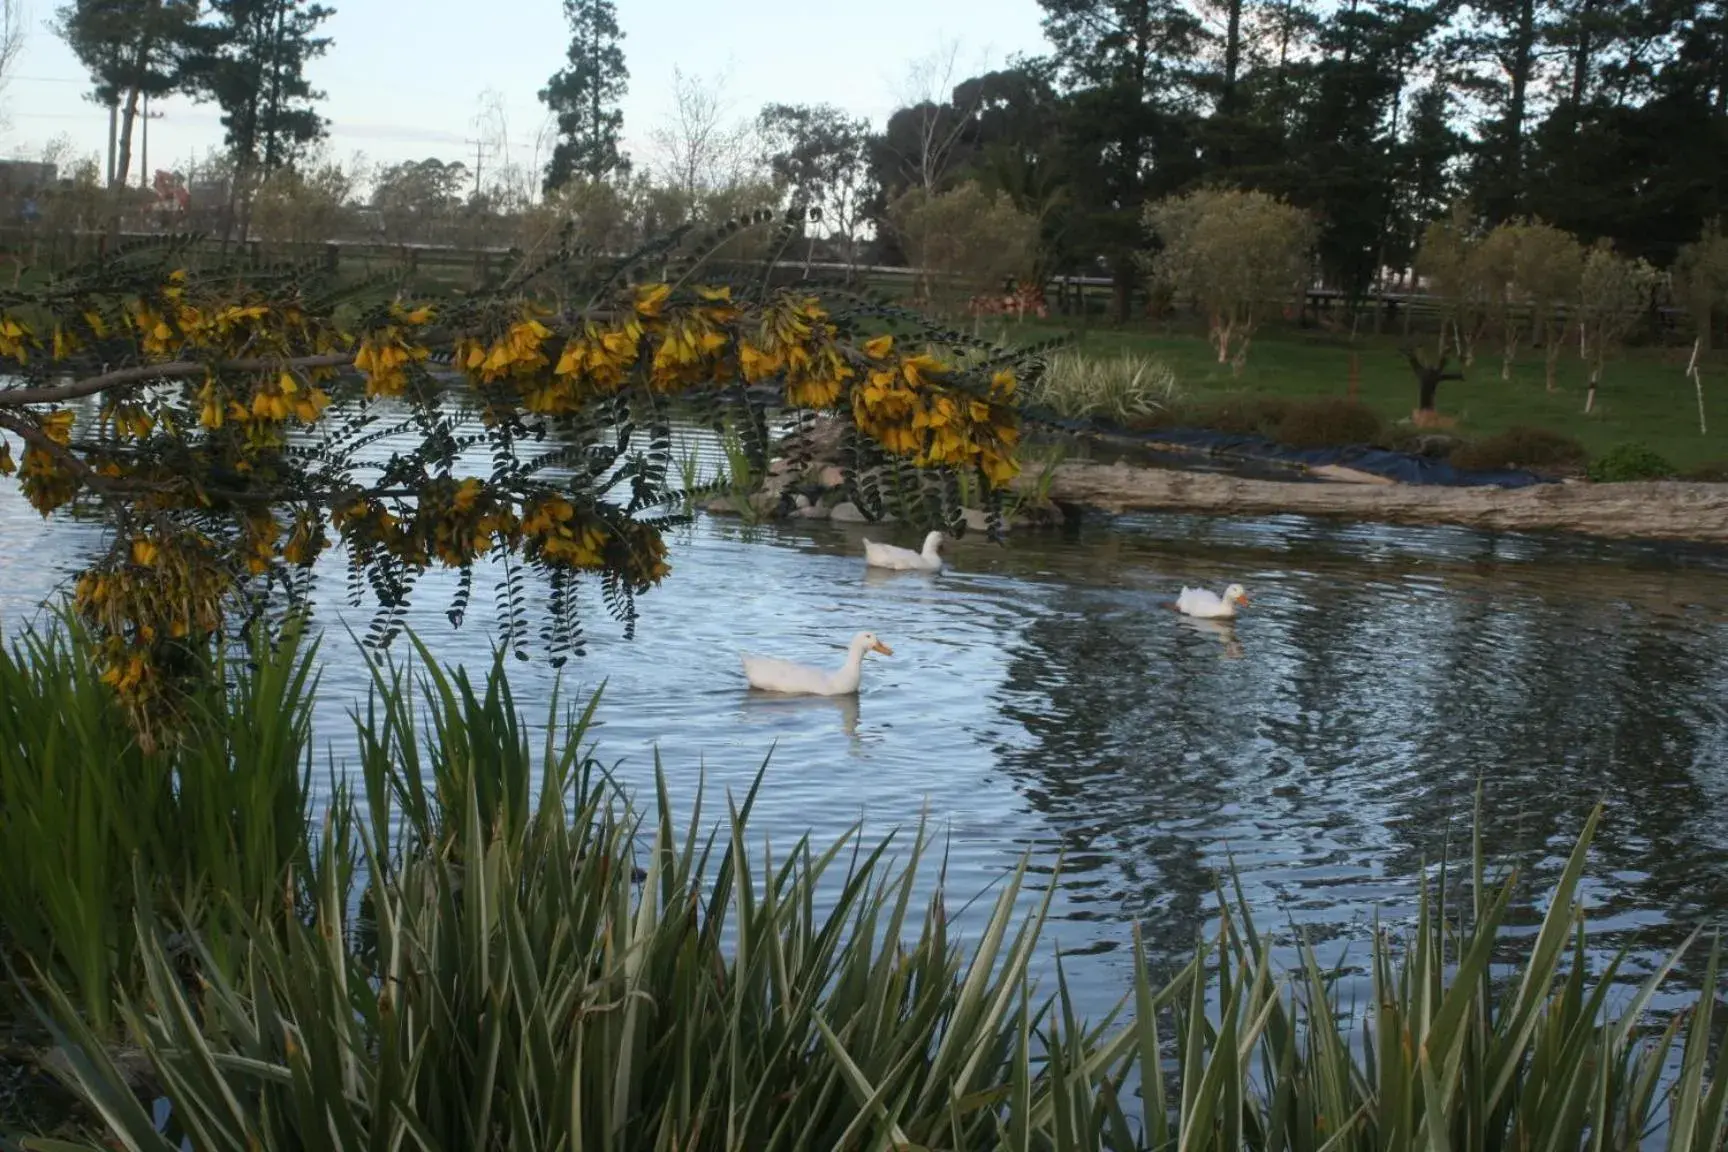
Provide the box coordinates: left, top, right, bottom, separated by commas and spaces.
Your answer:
0, 226, 1704, 344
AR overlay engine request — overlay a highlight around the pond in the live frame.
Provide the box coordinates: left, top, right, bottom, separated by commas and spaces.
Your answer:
3, 423, 1727, 1029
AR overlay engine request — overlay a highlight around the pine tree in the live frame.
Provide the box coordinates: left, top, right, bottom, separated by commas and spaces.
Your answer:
539, 0, 629, 193
54, 0, 200, 189
185, 0, 334, 177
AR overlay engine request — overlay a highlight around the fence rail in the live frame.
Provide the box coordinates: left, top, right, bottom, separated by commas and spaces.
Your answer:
0, 226, 1702, 340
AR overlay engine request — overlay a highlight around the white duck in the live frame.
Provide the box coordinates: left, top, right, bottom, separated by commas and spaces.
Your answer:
862, 531, 945, 573
1174, 583, 1251, 619
740, 631, 894, 696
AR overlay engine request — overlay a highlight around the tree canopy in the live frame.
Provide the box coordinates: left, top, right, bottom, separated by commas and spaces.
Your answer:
539, 0, 630, 192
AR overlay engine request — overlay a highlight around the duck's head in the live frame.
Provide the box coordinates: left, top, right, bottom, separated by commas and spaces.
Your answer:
922, 530, 946, 555
851, 631, 894, 657
1224, 583, 1250, 607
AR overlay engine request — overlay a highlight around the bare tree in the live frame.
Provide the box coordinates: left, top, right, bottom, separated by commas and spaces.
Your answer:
892, 39, 984, 194
0, 0, 25, 123
649, 66, 757, 200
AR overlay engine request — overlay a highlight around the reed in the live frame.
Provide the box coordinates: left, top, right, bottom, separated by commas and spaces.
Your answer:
0, 613, 318, 1035
4, 628, 1724, 1150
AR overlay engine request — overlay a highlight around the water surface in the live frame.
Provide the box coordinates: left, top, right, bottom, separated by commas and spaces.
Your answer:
3, 427, 1727, 1025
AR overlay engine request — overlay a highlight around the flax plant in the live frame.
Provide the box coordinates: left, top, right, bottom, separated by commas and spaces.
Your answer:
9, 635, 1726, 1151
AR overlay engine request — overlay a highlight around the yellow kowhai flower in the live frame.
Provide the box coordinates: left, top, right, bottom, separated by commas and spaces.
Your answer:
196, 381, 227, 430
131, 536, 160, 568
390, 302, 434, 326
863, 334, 895, 360
51, 325, 79, 360
0, 315, 35, 363
40, 409, 74, 445
242, 514, 282, 575
291, 386, 331, 424
82, 309, 109, 339
0, 442, 13, 476
283, 512, 328, 567
738, 341, 783, 382
633, 283, 672, 318
452, 477, 484, 513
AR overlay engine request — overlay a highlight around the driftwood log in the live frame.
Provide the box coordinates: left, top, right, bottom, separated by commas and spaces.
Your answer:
1031, 461, 1728, 543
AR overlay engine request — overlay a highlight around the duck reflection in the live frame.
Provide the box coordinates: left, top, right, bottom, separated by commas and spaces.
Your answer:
741, 689, 861, 744
1177, 614, 1244, 659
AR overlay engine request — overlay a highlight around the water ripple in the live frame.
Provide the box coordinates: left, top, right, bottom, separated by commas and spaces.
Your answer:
4, 429, 1728, 1021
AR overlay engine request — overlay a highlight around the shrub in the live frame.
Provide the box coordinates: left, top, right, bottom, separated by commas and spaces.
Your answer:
1141, 393, 1292, 436
1269, 396, 1384, 448
1450, 425, 1590, 475
1588, 442, 1677, 482
1375, 424, 1460, 459
1028, 349, 1181, 424
1682, 459, 1728, 482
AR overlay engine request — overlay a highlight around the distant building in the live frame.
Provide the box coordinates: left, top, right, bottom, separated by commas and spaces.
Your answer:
0, 160, 59, 224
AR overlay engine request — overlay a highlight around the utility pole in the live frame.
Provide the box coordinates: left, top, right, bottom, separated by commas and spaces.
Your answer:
106, 102, 118, 187
139, 94, 165, 188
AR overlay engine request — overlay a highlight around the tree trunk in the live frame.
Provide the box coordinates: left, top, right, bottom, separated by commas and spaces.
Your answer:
1501, 0, 1536, 217
1404, 347, 1463, 411
1220, 0, 1243, 167
1584, 366, 1599, 412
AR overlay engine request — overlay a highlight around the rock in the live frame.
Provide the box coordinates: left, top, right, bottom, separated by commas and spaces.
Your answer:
1012, 498, 1068, 528
705, 496, 744, 516
1310, 464, 1395, 485
794, 493, 813, 510
794, 502, 831, 520
775, 415, 847, 460
961, 507, 995, 534
815, 464, 846, 490
767, 456, 794, 476
748, 489, 784, 517
829, 501, 892, 524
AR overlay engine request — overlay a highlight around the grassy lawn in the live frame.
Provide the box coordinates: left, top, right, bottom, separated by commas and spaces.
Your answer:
1005, 319, 1728, 472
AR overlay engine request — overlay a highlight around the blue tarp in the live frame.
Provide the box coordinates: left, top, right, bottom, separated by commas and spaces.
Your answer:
1103, 425, 1558, 489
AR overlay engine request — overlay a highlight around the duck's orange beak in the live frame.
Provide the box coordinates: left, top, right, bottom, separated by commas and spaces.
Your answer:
1233, 593, 1251, 606
871, 640, 894, 656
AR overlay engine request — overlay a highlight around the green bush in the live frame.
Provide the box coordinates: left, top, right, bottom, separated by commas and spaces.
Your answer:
1268, 396, 1385, 448
1374, 424, 1460, 459
1587, 441, 1677, 482
1682, 459, 1728, 482
1136, 395, 1384, 449
1450, 425, 1590, 475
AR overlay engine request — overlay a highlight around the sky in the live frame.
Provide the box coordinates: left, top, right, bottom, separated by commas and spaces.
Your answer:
0, 0, 1052, 184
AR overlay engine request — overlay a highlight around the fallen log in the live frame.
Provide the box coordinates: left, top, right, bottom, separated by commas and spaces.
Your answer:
1034, 460, 1728, 543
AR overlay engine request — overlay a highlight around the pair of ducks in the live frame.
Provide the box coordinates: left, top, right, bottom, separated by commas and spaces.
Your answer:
740, 531, 1252, 697
739, 532, 944, 696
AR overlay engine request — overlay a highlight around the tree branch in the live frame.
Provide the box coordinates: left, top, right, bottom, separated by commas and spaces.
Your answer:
0, 352, 357, 409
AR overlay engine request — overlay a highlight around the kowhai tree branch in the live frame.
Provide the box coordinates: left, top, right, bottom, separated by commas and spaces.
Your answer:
0, 352, 358, 408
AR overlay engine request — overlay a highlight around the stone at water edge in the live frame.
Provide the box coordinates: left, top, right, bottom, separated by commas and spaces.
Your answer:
794, 503, 831, 520
830, 501, 894, 524
815, 464, 846, 490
